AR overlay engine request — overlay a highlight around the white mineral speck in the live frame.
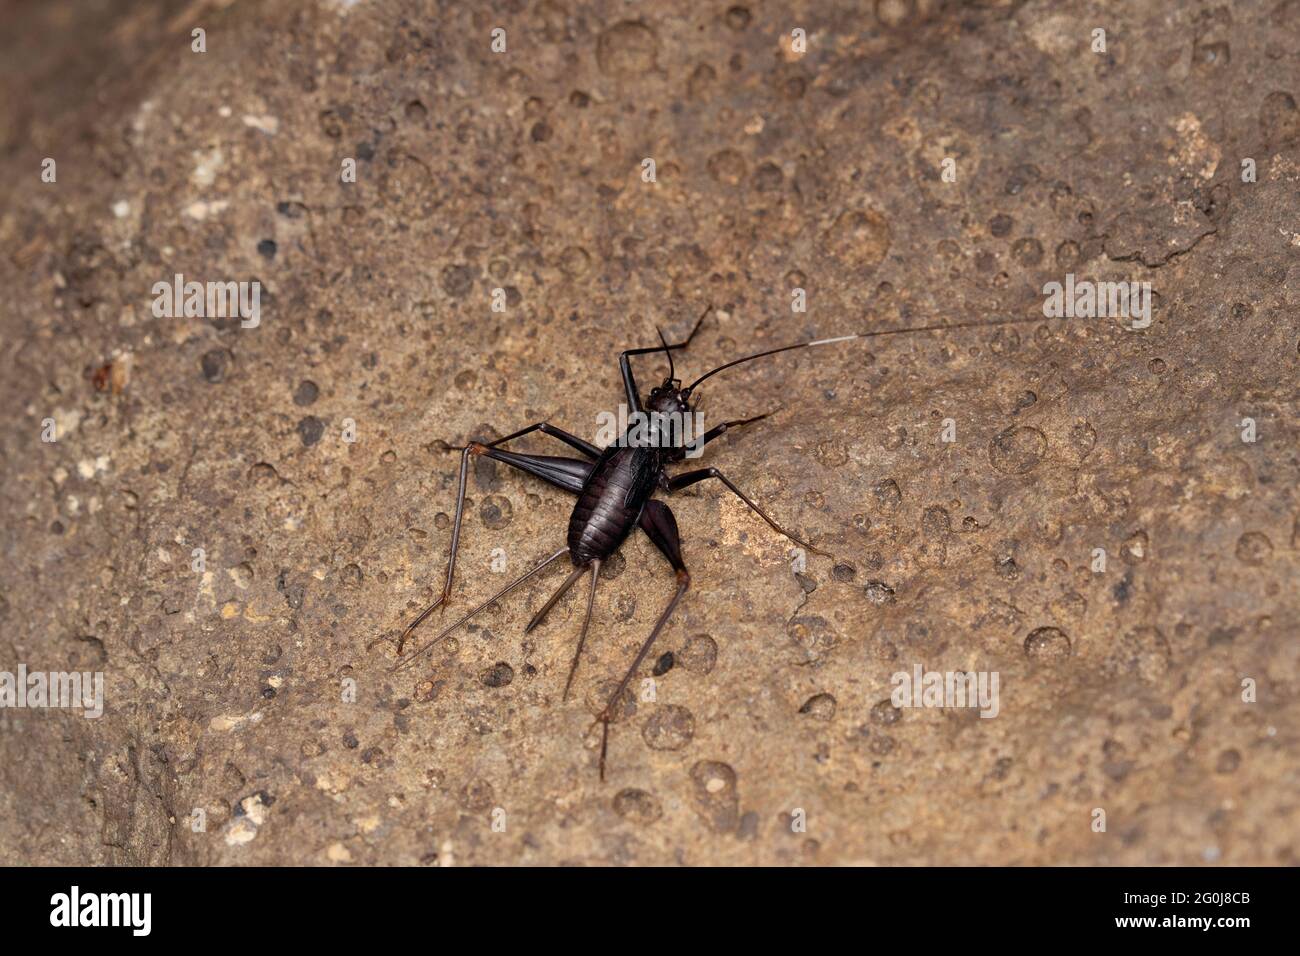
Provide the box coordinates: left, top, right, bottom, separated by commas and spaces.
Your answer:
225, 818, 258, 846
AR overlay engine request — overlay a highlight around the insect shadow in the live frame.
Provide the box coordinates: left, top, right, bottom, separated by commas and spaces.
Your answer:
378, 305, 1056, 778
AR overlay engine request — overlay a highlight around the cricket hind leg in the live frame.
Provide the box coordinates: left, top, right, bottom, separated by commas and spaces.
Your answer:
389, 547, 571, 674
490, 421, 602, 460
594, 500, 691, 780
384, 425, 595, 654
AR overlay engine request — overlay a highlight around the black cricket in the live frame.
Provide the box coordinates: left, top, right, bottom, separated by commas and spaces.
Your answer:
384, 306, 1053, 778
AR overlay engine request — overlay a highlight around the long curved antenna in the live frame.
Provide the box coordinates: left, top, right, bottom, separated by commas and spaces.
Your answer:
657, 327, 675, 381
684, 314, 1065, 394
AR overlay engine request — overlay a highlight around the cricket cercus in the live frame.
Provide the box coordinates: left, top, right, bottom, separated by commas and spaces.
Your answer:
380, 306, 1055, 777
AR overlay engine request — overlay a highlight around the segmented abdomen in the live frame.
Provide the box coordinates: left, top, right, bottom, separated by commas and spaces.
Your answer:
568, 447, 653, 564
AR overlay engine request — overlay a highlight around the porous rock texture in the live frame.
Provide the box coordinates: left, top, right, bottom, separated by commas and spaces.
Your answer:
0, 0, 1296, 865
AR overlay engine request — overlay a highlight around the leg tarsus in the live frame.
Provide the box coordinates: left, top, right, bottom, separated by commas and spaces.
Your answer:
392, 599, 445, 654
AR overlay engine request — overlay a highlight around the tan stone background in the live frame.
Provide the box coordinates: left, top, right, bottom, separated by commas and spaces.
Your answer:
0, 0, 1296, 865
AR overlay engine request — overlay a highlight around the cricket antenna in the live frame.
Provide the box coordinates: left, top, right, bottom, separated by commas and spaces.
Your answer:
683, 314, 1062, 394
657, 327, 675, 381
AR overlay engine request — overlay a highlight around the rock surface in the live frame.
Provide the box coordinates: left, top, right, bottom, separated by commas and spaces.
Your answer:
0, 0, 1296, 865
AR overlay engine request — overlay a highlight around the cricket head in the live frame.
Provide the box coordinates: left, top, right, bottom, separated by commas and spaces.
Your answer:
646, 378, 693, 418
639, 325, 703, 457
643, 378, 701, 459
